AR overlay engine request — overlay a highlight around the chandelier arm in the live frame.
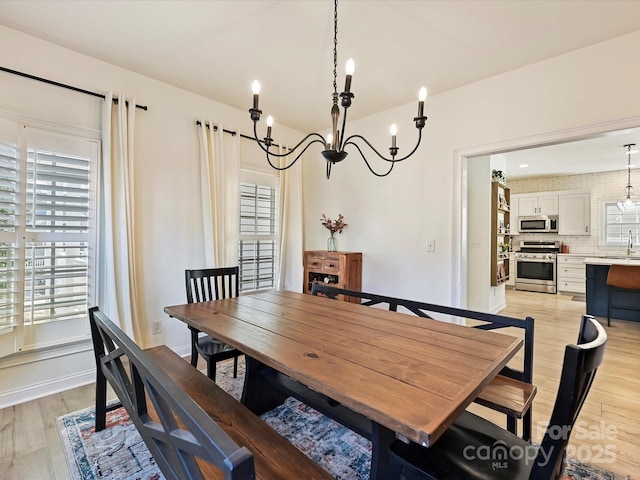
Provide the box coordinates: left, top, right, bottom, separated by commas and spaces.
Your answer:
343, 128, 423, 163
347, 141, 395, 177
265, 138, 328, 171
252, 122, 326, 158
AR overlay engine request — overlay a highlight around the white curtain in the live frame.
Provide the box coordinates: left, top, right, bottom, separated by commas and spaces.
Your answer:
100, 93, 146, 344
277, 145, 304, 291
197, 121, 240, 267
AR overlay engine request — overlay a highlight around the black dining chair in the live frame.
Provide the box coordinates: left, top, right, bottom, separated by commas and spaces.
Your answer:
185, 267, 243, 382
388, 314, 607, 480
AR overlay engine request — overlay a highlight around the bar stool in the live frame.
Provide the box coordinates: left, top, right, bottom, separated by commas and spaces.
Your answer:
607, 264, 640, 326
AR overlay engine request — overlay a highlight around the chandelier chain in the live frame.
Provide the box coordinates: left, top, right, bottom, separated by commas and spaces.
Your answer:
333, 0, 338, 94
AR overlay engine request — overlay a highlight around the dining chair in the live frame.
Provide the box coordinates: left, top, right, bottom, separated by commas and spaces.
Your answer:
388, 314, 607, 480
185, 267, 243, 382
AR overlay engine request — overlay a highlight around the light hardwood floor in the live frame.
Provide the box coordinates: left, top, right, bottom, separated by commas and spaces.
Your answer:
0, 290, 638, 479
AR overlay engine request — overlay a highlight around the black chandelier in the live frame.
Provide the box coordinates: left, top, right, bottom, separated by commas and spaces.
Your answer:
248, 0, 428, 179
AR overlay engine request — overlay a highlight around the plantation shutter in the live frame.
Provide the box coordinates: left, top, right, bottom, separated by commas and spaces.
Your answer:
23, 148, 91, 325
239, 176, 278, 292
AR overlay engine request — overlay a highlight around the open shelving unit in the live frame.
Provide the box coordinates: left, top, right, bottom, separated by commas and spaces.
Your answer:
491, 182, 511, 286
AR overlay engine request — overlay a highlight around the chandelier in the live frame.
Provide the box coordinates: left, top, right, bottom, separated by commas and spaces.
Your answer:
248, 0, 428, 179
617, 143, 640, 212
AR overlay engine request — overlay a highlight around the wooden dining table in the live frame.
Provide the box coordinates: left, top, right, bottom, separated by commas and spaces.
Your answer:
164, 290, 522, 480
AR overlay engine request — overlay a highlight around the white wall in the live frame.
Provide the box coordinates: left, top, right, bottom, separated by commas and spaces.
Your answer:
303, 30, 640, 307
0, 25, 305, 406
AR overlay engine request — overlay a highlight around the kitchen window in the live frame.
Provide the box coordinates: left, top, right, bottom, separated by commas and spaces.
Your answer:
238, 172, 278, 292
1, 120, 98, 355
603, 202, 639, 245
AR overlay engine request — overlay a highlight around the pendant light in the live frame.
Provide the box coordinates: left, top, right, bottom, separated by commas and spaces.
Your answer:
617, 143, 640, 212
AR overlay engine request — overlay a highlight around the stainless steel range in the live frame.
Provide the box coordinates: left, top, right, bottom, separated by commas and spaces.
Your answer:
515, 241, 560, 294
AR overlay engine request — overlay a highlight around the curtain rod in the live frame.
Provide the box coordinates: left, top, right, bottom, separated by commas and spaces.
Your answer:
1, 66, 148, 111
196, 120, 287, 149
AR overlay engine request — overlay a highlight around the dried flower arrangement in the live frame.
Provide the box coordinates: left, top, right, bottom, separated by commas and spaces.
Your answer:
320, 213, 348, 237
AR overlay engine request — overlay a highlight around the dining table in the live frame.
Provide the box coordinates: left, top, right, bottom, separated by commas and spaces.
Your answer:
164, 289, 522, 480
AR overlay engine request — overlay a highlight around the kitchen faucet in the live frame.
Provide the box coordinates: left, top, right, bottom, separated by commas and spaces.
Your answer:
628, 230, 634, 255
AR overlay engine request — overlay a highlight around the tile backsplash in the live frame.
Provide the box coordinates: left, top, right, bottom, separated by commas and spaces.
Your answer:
509, 170, 630, 256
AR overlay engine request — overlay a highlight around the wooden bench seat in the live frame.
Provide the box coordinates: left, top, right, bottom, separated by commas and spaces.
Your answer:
311, 284, 536, 441
144, 345, 332, 479
90, 307, 331, 480
474, 374, 536, 419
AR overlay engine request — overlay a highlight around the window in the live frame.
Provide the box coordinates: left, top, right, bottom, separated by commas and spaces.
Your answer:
238, 175, 278, 292
0, 120, 98, 354
603, 202, 640, 246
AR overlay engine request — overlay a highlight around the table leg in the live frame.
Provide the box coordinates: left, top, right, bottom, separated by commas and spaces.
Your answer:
241, 356, 289, 415
370, 421, 396, 480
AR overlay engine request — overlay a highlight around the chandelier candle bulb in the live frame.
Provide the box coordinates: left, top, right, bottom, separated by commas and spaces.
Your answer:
344, 58, 355, 93
390, 124, 397, 148
326, 133, 333, 150
252, 80, 260, 109
266, 115, 273, 139
418, 87, 427, 117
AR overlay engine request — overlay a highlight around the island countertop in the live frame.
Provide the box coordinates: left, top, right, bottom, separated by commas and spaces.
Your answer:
584, 257, 640, 266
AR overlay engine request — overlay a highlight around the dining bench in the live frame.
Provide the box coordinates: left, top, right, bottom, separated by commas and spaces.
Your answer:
89, 306, 331, 480
311, 283, 536, 441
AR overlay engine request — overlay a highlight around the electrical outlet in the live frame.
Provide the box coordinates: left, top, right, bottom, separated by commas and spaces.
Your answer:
152, 321, 162, 335
426, 240, 435, 252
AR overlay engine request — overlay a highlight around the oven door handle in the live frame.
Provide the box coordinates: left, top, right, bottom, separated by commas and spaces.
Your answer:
515, 258, 555, 263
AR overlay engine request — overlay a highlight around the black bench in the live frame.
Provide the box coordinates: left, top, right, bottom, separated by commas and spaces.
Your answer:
311, 283, 536, 441
89, 306, 331, 480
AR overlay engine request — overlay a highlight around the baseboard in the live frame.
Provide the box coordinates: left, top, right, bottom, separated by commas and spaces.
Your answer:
0, 369, 95, 409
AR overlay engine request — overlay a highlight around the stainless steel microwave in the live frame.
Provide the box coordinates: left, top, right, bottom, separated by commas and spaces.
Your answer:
519, 215, 558, 233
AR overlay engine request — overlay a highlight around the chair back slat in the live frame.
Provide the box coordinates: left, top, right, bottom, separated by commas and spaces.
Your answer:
186, 267, 240, 303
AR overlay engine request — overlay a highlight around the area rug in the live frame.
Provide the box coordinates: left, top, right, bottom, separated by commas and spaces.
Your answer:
57, 359, 629, 480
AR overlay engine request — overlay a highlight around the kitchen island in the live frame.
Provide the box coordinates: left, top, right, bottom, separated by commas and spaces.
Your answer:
585, 257, 640, 322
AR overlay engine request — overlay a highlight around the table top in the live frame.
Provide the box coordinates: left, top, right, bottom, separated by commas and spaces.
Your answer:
164, 290, 522, 446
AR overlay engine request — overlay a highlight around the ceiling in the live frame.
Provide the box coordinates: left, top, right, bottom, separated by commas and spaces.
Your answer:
1, 0, 640, 178
500, 127, 640, 180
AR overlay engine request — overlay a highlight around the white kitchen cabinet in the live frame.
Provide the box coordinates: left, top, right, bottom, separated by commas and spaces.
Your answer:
558, 193, 590, 236
557, 255, 586, 294
517, 194, 558, 216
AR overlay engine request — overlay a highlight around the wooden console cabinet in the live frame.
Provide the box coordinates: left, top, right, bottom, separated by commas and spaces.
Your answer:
303, 251, 362, 303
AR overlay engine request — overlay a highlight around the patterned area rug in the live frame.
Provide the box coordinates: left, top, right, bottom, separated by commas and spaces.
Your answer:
57, 359, 628, 480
